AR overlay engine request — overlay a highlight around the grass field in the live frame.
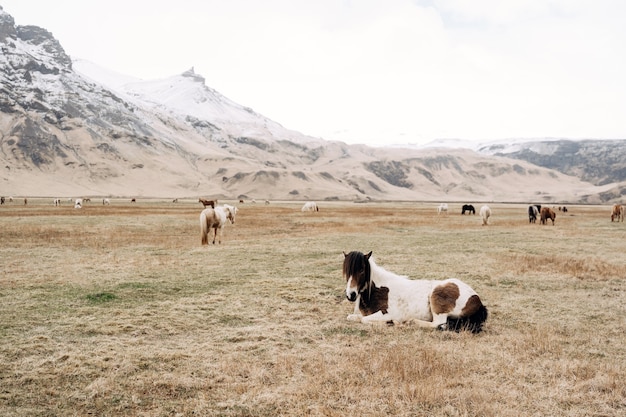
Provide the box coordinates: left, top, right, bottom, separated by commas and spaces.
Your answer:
1, 199, 625, 416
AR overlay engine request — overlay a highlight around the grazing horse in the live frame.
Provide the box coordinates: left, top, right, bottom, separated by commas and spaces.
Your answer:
1, 196, 5, 205
461, 204, 475, 215
74, 198, 83, 209
437, 203, 448, 215
342, 251, 487, 333
199, 198, 217, 208
540, 207, 556, 225
611, 204, 624, 222
200, 204, 237, 245
54, 198, 61, 206
301, 201, 319, 212
528, 205, 540, 223
479, 205, 491, 225
103, 198, 110, 205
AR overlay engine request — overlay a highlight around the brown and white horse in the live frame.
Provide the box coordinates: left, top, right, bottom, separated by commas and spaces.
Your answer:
540, 207, 556, 225
611, 204, 624, 222
342, 251, 488, 333
199, 198, 217, 208
200, 204, 237, 245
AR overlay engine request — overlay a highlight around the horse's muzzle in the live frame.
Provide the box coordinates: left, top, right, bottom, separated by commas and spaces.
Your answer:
346, 291, 357, 302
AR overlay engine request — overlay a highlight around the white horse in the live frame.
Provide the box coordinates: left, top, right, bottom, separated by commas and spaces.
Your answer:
480, 205, 491, 225
200, 204, 238, 245
301, 201, 319, 212
437, 203, 448, 215
103, 198, 110, 205
53, 198, 61, 206
74, 198, 83, 209
343, 251, 487, 333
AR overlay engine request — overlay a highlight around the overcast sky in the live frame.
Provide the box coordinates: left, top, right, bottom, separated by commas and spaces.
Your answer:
2, 0, 625, 146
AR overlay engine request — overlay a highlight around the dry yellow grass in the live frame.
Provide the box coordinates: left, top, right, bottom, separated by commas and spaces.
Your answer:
1, 199, 625, 416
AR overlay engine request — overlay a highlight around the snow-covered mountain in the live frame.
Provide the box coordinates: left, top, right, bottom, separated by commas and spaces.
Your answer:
0, 6, 622, 203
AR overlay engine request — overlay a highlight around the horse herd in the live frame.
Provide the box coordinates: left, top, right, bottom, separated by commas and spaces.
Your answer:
4, 196, 624, 335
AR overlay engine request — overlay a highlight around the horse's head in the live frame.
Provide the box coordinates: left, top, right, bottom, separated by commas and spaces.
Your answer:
224, 204, 238, 224
342, 251, 372, 302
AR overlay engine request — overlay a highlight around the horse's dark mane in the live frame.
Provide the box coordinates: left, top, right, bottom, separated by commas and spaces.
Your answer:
344, 250, 389, 316
343, 251, 371, 294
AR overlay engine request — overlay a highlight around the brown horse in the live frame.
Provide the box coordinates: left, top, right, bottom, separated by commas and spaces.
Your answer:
611, 204, 624, 222
199, 198, 217, 208
540, 207, 556, 225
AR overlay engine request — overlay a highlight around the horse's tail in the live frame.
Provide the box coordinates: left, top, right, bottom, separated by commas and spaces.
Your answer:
200, 211, 208, 245
446, 303, 488, 334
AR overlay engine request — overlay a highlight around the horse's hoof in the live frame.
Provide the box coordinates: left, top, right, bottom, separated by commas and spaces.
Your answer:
437, 323, 448, 331
347, 314, 360, 322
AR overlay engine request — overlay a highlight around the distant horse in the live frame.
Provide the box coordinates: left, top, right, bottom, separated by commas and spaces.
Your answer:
461, 204, 475, 215
342, 251, 487, 333
302, 201, 319, 212
528, 205, 540, 223
480, 205, 491, 225
437, 203, 448, 215
200, 204, 238, 245
103, 198, 110, 205
540, 207, 556, 225
1, 197, 5, 205
199, 198, 216, 208
611, 204, 624, 222
54, 198, 61, 206
131, 198, 136, 203
74, 198, 83, 209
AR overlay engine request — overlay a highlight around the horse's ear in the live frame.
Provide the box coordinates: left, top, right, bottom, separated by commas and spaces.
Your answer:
343, 251, 347, 257
365, 251, 372, 259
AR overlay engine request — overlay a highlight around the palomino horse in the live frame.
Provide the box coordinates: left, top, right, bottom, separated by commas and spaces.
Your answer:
199, 198, 217, 208
200, 204, 237, 245
301, 201, 319, 212
479, 205, 491, 225
540, 207, 556, 225
611, 204, 624, 222
342, 251, 487, 333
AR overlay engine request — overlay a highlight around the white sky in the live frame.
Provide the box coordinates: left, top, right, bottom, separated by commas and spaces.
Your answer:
2, 0, 625, 146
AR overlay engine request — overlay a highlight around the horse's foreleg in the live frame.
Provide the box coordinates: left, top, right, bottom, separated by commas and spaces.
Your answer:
212, 227, 217, 244
359, 311, 398, 325
410, 314, 449, 330
346, 295, 362, 321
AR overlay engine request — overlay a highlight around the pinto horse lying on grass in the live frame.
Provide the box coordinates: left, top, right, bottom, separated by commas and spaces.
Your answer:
342, 251, 488, 333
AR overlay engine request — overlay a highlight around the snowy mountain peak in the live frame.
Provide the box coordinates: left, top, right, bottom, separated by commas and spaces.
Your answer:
182, 67, 205, 83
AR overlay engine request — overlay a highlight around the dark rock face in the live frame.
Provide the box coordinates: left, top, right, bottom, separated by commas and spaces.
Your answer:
0, 7, 17, 41
479, 139, 626, 186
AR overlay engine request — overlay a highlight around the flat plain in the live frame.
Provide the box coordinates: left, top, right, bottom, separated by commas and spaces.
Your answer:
1, 199, 625, 416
